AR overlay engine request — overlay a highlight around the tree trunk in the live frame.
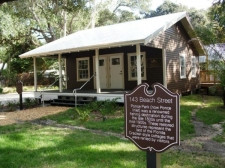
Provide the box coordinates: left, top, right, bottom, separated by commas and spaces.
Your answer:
91, 0, 96, 29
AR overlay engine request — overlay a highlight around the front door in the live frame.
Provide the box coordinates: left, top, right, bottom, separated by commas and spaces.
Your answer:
94, 54, 124, 89
109, 55, 124, 89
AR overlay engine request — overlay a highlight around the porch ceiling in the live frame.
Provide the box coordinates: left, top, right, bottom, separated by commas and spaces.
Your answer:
20, 12, 205, 58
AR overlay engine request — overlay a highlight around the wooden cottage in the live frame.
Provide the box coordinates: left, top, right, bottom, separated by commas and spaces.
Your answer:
20, 12, 205, 104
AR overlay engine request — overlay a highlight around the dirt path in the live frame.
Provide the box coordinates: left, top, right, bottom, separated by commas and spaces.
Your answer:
0, 106, 70, 126
174, 97, 225, 157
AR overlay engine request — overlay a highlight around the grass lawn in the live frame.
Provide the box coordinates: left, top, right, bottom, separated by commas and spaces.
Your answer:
196, 96, 225, 143
1, 94, 225, 167
0, 123, 224, 168
196, 96, 225, 125
44, 94, 203, 140
0, 123, 144, 168
179, 94, 203, 140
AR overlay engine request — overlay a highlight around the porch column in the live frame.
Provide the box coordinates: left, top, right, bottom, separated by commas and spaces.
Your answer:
136, 44, 142, 85
162, 49, 167, 88
33, 57, 37, 92
95, 49, 101, 93
58, 54, 63, 93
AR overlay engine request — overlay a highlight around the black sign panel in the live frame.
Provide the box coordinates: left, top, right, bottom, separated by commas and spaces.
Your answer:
16, 81, 23, 94
125, 83, 180, 152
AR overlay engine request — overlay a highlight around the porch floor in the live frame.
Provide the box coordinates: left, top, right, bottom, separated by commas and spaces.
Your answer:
35, 89, 128, 103
42, 89, 129, 94
36, 89, 153, 103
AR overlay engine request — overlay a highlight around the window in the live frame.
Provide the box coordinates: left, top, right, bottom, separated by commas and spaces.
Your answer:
191, 56, 197, 78
99, 59, 104, 66
128, 52, 146, 80
180, 54, 186, 79
76, 57, 90, 81
112, 58, 120, 65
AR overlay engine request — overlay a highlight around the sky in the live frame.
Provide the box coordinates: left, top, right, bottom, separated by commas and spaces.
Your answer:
151, 0, 214, 10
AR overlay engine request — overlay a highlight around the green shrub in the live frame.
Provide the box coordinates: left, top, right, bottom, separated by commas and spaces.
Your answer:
88, 98, 118, 121
75, 107, 90, 123
6, 101, 17, 111
0, 88, 3, 93
0, 102, 3, 112
208, 86, 217, 95
24, 98, 38, 108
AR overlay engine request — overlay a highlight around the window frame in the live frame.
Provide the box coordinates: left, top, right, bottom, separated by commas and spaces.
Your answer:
180, 54, 186, 79
128, 52, 146, 81
76, 57, 90, 82
191, 56, 197, 78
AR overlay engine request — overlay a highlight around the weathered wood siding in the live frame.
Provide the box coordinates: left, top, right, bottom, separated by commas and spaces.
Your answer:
147, 21, 200, 94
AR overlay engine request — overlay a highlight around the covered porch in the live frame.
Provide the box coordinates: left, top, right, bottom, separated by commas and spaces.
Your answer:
31, 43, 166, 105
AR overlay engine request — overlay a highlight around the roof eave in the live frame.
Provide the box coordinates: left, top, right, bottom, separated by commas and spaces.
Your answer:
180, 17, 206, 55
144, 12, 187, 44
19, 39, 145, 58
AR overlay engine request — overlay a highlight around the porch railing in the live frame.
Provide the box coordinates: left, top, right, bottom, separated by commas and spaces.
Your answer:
40, 76, 60, 106
200, 70, 220, 83
73, 73, 96, 107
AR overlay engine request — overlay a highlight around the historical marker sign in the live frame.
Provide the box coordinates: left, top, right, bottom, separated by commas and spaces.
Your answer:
16, 81, 23, 94
125, 83, 180, 152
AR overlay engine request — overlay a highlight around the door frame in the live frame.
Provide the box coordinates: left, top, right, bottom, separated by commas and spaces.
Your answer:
93, 53, 124, 89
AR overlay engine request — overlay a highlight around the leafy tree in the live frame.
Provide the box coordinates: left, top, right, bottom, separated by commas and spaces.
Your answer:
207, 0, 225, 106
9, 0, 90, 42
0, 0, 152, 87
195, 0, 225, 106
145, 0, 183, 17
144, 0, 209, 30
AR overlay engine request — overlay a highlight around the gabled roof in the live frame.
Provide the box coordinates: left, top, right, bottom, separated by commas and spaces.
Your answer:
20, 12, 205, 58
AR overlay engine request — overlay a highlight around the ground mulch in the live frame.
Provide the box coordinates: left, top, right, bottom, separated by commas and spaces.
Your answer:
0, 106, 70, 126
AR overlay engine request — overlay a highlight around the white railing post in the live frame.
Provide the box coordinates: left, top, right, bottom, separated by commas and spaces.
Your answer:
58, 54, 63, 92
162, 49, 167, 88
33, 57, 37, 92
136, 44, 142, 85
95, 49, 101, 93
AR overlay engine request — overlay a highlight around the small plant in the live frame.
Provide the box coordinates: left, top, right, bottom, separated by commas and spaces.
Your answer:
6, 101, 17, 112
75, 107, 90, 123
88, 98, 119, 122
209, 86, 217, 96
24, 98, 38, 108
99, 99, 118, 121
0, 87, 3, 94
0, 102, 3, 112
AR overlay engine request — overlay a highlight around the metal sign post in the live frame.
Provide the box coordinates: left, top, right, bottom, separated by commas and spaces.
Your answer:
124, 83, 180, 168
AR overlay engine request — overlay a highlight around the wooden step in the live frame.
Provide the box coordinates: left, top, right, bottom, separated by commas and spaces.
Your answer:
50, 95, 96, 107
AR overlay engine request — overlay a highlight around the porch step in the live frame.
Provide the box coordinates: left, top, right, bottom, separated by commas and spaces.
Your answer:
50, 95, 96, 107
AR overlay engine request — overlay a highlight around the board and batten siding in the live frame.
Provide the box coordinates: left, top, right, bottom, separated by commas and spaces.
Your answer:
147, 22, 200, 94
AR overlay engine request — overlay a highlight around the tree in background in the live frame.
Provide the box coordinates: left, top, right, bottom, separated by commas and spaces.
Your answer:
206, 0, 225, 106
195, 0, 225, 106
0, 0, 151, 87
144, 0, 209, 30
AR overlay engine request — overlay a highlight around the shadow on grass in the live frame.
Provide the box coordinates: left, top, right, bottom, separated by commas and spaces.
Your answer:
0, 123, 145, 168
1, 122, 225, 168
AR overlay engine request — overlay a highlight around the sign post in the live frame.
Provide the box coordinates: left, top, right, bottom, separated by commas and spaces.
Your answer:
124, 83, 180, 167
16, 81, 23, 110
